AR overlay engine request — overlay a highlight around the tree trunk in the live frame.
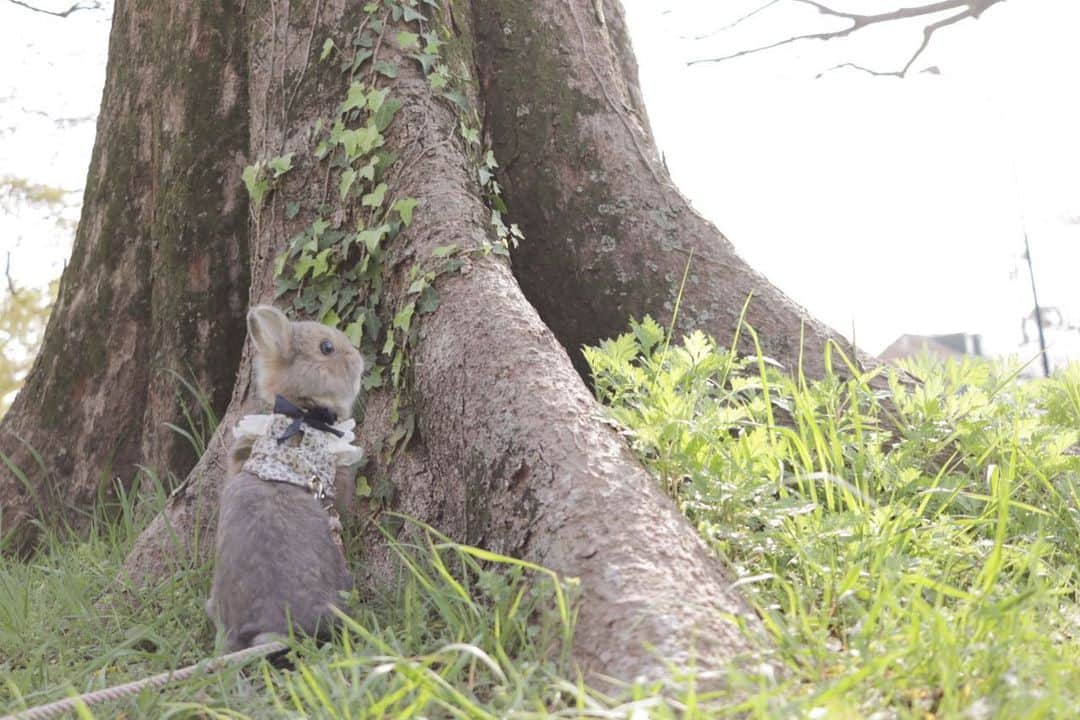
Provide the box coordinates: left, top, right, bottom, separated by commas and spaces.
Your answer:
0, 0, 250, 550
475, 0, 860, 381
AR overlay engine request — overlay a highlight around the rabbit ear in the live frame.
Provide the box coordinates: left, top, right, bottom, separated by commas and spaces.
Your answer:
247, 305, 292, 360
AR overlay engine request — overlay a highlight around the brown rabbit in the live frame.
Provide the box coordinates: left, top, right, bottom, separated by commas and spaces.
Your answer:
207, 305, 365, 651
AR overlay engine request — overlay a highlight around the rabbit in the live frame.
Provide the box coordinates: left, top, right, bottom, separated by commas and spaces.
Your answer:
207, 305, 365, 651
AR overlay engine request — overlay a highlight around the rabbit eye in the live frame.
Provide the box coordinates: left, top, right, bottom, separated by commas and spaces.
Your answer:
319, 340, 335, 356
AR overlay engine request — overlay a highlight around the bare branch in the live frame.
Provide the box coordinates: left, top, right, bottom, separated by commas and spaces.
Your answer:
4, 0, 101, 18
4, 252, 17, 297
689, 0, 1009, 77
684, 0, 782, 42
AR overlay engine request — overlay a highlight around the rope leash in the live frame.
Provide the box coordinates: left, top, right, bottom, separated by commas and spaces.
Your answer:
1, 640, 286, 720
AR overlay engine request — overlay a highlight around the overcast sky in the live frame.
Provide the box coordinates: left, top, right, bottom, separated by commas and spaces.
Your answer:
1, 0, 1077, 361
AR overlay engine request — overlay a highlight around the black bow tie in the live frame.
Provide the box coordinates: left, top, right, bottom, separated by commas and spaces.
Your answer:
273, 395, 344, 444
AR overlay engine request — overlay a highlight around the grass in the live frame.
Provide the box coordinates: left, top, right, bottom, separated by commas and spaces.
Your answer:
3, 320, 1080, 717
585, 317, 1080, 717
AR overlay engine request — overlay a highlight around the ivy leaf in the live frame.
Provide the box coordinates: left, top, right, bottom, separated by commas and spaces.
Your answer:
409, 53, 439, 74
418, 285, 440, 315
293, 253, 315, 280
459, 123, 480, 145
442, 90, 470, 113
396, 31, 420, 51
312, 217, 329, 238
403, 6, 426, 22
339, 168, 357, 200
357, 158, 377, 182
350, 48, 374, 73
428, 69, 449, 90
373, 97, 403, 132
285, 201, 300, 220
366, 87, 389, 113
269, 153, 294, 177
311, 248, 332, 278
361, 182, 388, 207
342, 82, 368, 113
273, 253, 287, 277
241, 163, 268, 211
354, 475, 372, 498
432, 244, 457, 258
320, 38, 335, 62
321, 307, 341, 327
373, 61, 398, 78
392, 197, 418, 226
392, 301, 415, 332
391, 350, 405, 387
357, 224, 389, 253
362, 366, 384, 390
344, 320, 363, 346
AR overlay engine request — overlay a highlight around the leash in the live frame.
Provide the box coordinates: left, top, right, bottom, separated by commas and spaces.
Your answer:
1, 640, 286, 720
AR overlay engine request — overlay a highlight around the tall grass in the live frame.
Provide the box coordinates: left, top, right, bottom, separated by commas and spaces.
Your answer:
585, 317, 1080, 717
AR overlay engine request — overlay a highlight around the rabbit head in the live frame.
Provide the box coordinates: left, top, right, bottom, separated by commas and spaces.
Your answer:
247, 305, 365, 421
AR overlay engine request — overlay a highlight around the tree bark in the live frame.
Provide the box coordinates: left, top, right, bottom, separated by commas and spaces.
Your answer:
0, 0, 249, 550
475, 0, 861, 381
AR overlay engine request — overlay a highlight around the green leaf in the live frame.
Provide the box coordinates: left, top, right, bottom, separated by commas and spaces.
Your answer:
396, 31, 420, 51
349, 48, 374, 73
361, 182, 388, 207
339, 168, 357, 200
342, 82, 368, 113
409, 52, 439, 74
372, 97, 403, 132
391, 350, 405, 387
373, 61, 398, 79
429, 70, 449, 90
312, 217, 329, 238
366, 87, 389, 113
321, 307, 341, 327
459, 123, 480, 146
311, 248, 332, 278
319, 38, 335, 62
285, 201, 300, 219
273, 253, 287, 277
392, 301, 415, 332
357, 159, 377, 181
241, 163, 268, 211
293, 253, 315, 280
339, 126, 381, 160
357, 224, 389, 253
362, 366, 384, 390
354, 475, 372, 498
417, 285, 440, 315
344, 320, 363, 346
403, 6, 426, 22
442, 90, 470, 113
392, 197, 418, 226
269, 153, 294, 177
432, 244, 457, 258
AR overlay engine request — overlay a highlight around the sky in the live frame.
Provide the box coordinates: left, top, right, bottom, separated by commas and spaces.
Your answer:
1, 0, 1078, 364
